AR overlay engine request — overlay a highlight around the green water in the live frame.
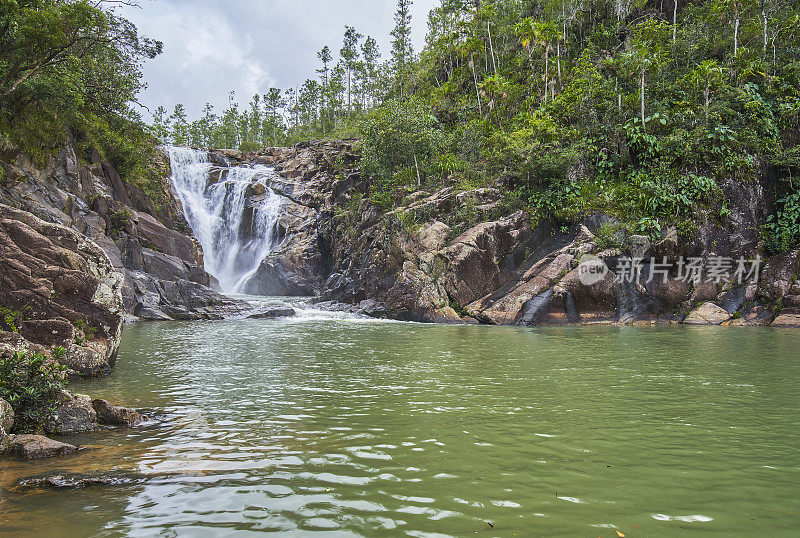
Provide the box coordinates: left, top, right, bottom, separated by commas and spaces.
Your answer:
1, 305, 799, 536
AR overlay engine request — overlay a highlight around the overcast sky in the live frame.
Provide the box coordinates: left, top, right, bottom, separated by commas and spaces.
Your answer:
118, 0, 438, 118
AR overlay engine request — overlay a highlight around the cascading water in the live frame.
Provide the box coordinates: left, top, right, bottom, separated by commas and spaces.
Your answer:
166, 147, 284, 293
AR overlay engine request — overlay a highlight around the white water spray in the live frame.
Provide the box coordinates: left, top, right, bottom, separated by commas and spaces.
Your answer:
166, 147, 284, 293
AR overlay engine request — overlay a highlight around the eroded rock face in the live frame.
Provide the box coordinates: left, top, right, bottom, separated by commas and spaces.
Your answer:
1, 141, 249, 323
0, 204, 123, 375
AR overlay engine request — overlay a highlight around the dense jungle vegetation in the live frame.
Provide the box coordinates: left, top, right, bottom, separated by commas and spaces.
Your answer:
0, 0, 164, 198
2, 1, 800, 251
157, 0, 800, 251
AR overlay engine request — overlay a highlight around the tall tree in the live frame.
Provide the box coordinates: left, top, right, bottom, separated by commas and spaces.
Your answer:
361, 36, 381, 107
169, 104, 188, 145
391, 0, 414, 98
263, 87, 284, 146
340, 26, 363, 115
317, 46, 333, 132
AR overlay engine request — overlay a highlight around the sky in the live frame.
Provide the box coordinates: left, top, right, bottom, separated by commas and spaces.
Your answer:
118, 0, 438, 119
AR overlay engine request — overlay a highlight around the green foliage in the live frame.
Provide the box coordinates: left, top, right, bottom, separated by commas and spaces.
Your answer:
764, 191, 800, 253
595, 222, 625, 251
107, 208, 131, 238
0, 0, 165, 211
0, 349, 67, 433
0, 306, 30, 334
360, 99, 449, 210
238, 140, 262, 153
72, 319, 97, 344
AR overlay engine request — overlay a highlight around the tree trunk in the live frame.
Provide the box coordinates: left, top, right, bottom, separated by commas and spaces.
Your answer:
471, 55, 483, 115
487, 22, 498, 75
557, 42, 562, 83
640, 69, 646, 130
673, 0, 678, 43
544, 49, 549, 103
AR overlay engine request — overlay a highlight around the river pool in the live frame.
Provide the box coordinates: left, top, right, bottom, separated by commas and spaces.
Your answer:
1, 301, 798, 536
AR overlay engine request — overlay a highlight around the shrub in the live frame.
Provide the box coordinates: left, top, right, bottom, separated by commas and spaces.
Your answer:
764, 191, 800, 253
73, 319, 97, 344
0, 306, 29, 333
0, 349, 68, 433
107, 209, 131, 238
238, 140, 262, 153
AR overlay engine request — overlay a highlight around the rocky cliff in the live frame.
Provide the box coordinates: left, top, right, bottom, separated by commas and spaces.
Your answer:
0, 140, 257, 324
214, 140, 800, 328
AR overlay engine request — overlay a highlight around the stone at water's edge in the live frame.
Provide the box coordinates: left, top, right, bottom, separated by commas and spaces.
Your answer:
42, 391, 145, 435
45, 391, 99, 435
5, 435, 78, 459
91, 398, 144, 427
246, 307, 297, 319
0, 204, 124, 376
0, 398, 13, 433
683, 302, 733, 325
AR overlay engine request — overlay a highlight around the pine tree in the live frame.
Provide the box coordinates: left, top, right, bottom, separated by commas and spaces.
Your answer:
391, 0, 413, 98
361, 36, 381, 108
341, 26, 363, 115
317, 46, 333, 132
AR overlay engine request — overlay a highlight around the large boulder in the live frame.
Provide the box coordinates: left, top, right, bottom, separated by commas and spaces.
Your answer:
45, 391, 98, 434
683, 302, 732, 325
128, 270, 256, 320
0, 204, 124, 375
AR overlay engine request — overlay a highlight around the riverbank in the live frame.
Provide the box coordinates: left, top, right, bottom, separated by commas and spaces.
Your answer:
1, 136, 799, 461
203, 141, 800, 328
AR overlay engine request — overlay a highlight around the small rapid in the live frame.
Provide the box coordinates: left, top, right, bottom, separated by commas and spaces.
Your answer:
166, 147, 284, 292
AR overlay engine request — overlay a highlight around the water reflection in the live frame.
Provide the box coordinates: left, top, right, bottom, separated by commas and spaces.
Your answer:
1, 312, 799, 536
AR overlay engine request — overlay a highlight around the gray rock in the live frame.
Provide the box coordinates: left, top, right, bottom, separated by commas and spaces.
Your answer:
91, 399, 143, 427
683, 303, 731, 325
0, 398, 14, 433
45, 391, 98, 434
247, 307, 296, 319
5, 435, 78, 459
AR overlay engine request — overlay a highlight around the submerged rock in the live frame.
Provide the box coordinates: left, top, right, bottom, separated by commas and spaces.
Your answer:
246, 307, 296, 319
14, 472, 144, 491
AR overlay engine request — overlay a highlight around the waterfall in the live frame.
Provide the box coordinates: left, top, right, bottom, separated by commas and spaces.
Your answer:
166, 147, 284, 293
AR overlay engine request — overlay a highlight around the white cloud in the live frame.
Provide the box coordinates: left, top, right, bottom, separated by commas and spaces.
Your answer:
119, 0, 437, 118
